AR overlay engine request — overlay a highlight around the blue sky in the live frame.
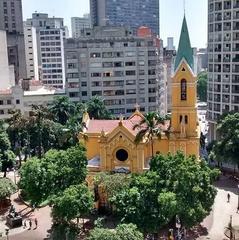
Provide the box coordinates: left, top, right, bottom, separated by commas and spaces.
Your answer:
22, 0, 207, 49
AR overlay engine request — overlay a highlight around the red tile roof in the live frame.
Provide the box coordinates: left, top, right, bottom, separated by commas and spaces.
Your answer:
85, 113, 170, 137
85, 114, 144, 136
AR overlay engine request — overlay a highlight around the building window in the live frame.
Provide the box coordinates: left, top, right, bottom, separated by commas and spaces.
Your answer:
116, 149, 128, 162
185, 116, 188, 124
181, 79, 187, 101
7, 100, 11, 105
16, 99, 20, 104
0, 110, 4, 115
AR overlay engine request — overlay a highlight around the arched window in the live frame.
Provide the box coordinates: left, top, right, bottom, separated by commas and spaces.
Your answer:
185, 115, 188, 124
180, 115, 183, 123
181, 79, 187, 101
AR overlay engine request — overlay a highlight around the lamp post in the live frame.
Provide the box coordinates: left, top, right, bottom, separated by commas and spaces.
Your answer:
5, 228, 9, 240
237, 185, 239, 211
175, 215, 181, 240
13, 168, 16, 185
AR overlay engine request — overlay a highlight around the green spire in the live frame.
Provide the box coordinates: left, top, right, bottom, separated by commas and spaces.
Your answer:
174, 16, 194, 71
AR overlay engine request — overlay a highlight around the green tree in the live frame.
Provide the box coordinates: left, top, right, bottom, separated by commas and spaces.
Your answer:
197, 72, 207, 102
7, 110, 29, 166
51, 184, 93, 223
87, 224, 143, 240
111, 152, 218, 234
133, 112, 167, 157
211, 112, 239, 168
0, 178, 17, 202
94, 172, 131, 200
19, 144, 88, 204
49, 96, 76, 125
87, 96, 112, 120
0, 130, 15, 177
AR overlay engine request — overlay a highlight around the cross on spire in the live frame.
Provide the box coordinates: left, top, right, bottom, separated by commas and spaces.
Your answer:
134, 103, 140, 111
184, 0, 186, 15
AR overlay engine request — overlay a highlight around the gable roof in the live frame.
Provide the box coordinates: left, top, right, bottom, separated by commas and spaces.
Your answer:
174, 16, 194, 72
85, 113, 144, 136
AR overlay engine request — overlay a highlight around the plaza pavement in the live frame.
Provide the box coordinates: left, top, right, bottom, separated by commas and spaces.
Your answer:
197, 175, 239, 240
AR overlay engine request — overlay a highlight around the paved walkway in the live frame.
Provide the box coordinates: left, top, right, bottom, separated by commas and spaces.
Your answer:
197, 175, 239, 240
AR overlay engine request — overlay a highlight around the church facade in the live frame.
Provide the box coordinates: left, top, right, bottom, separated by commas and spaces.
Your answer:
80, 17, 200, 173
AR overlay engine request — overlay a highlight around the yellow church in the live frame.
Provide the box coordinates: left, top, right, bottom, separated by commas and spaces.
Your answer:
80, 17, 200, 173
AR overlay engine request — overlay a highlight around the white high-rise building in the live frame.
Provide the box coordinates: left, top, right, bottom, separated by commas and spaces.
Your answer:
24, 23, 39, 80
24, 13, 68, 88
71, 14, 91, 38
207, 0, 239, 141
0, 30, 15, 89
39, 29, 65, 89
166, 37, 175, 51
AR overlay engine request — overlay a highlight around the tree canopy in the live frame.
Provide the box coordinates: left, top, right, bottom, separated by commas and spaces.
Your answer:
87, 224, 143, 240
19, 144, 88, 204
111, 152, 219, 234
197, 71, 207, 102
133, 112, 168, 157
0, 129, 15, 177
51, 184, 93, 223
0, 178, 17, 200
87, 96, 112, 120
210, 112, 239, 167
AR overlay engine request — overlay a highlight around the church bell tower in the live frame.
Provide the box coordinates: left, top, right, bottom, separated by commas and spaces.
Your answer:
171, 16, 199, 138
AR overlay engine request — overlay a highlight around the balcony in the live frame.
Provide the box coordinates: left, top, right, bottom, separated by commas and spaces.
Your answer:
232, 75, 239, 83
222, 96, 230, 103
222, 87, 230, 93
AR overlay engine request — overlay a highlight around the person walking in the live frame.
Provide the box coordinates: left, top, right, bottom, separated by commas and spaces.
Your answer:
29, 219, 32, 230
34, 218, 38, 229
227, 193, 231, 203
23, 219, 27, 229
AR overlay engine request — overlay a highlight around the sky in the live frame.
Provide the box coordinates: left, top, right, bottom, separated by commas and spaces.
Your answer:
22, 0, 208, 49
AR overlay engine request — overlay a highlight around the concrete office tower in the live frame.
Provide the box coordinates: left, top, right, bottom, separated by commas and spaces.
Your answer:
166, 37, 175, 51
39, 29, 65, 89
0, 30, 15, 89
71, 14, 91, 38
64, 26, 165, 117
197, 48, 208, 73
208, 0, 239, 141
90, 0, 160, 35
0, 0, 27, 82
163, 47, 176, 113
25, 13, 68, 88
24, 23, 39, 80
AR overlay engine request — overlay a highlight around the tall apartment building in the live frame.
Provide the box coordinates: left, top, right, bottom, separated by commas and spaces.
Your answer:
0, 30, 15, 89
71, 14, 91, 38
24, 23, 39, 80
163, 48, 176, 113
197, 48, 208, 73
0, 0, 26, 82
208, 0, 239, 141
64, 26, 165, 117
90, 0, 160, 35
39, 29, 65, 89
24, 13, 68, 88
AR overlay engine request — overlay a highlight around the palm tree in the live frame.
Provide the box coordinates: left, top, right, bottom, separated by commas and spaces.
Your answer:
29, 105, 50, 158
87, 96, 112, 119
133, 112, 167, 157
7, 110, 29, 166
48, 96, 75, 125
